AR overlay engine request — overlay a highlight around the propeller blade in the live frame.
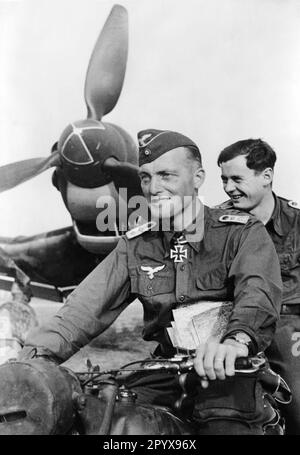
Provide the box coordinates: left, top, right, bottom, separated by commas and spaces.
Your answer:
0, 151, 60, 193
103, 157, 142, 196
84, 4, 128, 120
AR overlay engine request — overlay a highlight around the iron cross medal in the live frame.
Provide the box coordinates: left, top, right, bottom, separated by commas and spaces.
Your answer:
170, 235, 188, 263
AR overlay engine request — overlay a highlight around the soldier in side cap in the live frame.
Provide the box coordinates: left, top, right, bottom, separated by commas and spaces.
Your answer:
217, 138, 300, 435
19, 129, 283, 435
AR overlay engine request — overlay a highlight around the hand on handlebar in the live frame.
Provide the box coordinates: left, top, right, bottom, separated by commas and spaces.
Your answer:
193, 339, 249, 389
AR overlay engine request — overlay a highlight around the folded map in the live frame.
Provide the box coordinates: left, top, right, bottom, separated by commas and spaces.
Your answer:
169, 301, 233, 350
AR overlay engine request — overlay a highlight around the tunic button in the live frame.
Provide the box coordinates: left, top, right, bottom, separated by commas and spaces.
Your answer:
147, 284, 153, 290
179, 295, 185, 302
180, 265, 185, 271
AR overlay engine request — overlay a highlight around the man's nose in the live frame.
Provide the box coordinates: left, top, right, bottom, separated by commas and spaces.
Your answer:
149, 175, 162, 195
224, 180, 235, 193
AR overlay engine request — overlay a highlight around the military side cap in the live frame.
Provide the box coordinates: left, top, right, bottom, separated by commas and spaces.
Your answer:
137, 129, 200, 166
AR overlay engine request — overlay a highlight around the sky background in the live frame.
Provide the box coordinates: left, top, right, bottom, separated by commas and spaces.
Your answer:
0, 0, 300, 237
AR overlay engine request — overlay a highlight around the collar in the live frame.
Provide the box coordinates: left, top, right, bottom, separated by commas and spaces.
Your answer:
162, 204, 206, 256
267, 193, 284, 236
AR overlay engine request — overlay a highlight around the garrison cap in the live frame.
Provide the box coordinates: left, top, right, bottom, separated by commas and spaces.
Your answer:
137, 129, 201, 166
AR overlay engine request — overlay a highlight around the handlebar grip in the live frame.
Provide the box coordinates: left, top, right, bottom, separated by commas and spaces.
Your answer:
178, 355, 256, 373
234, 357, 252, 370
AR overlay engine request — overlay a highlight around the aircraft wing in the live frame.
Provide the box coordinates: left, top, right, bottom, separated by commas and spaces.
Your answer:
0, 226, 104, 302
0, 273, 75, 302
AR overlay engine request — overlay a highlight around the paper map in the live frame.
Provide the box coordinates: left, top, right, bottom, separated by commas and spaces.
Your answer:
169, 301, 233, 350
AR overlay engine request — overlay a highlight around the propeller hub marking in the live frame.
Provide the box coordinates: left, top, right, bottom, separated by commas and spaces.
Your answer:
60, 123, 106, 166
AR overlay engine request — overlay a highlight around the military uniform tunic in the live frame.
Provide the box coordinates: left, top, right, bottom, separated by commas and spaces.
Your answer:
24, 206, 282, 362
215, 194, 300, 434
265, 194, 300, 305
264, 194, 300, 434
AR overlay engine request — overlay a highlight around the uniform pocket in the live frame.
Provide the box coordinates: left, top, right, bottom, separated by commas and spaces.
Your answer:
196, 263, 228, 291
129, 265, 174, 297
278, 244, 300, 275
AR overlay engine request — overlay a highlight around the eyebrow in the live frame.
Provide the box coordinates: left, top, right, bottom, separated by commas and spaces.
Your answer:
157, 169, 177, 174
221, 174, 242, 179
138, 168, 177, 176
138, 170, 150, 177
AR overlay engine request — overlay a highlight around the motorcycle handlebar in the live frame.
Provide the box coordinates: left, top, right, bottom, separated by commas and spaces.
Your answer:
139, 354, 265, 374
78, 354, 266, 386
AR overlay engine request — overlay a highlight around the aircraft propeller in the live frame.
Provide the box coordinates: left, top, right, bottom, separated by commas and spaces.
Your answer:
0, 4, 140, 195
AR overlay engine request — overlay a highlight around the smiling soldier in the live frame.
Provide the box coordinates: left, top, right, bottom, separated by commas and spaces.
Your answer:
20, 130, 282, 435
217, 138, 300, 434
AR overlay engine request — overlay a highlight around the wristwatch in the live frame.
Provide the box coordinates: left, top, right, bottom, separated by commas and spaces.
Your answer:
225, 332, 254, 354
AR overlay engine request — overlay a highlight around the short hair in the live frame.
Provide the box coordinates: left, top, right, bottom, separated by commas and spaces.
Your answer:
185, 146, 202, 168
217, 139, 277, 172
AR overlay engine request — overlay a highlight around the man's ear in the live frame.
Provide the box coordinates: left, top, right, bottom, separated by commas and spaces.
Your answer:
262, 167, 274, 186
194, 167, 205, 190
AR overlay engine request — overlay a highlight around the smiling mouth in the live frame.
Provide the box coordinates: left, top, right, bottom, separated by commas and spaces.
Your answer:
230, 194, 244, 201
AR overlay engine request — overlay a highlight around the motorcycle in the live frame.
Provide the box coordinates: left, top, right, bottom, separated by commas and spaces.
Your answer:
0, 353, 291, 435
